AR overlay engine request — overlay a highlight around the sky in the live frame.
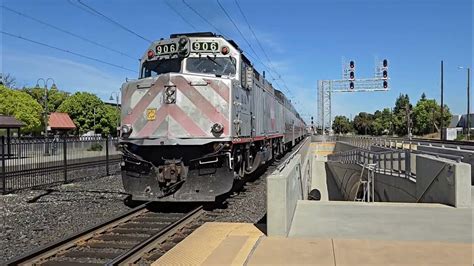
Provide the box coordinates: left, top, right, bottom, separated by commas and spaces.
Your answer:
1, 0, 472, 124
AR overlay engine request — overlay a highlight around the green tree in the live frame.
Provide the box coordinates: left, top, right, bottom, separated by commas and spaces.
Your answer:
393, 94, 412, 136
371, 108, 393, 135
332, 115, 352, 134
353, 112, 374, 135
57, 92, 116, 136
412, 94, 451, 136
0, 85, 43, 134
102, 104, 120, 136
22, 85, 69, 112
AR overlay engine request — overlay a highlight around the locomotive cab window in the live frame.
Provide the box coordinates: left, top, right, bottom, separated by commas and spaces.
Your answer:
141, 58, 182, 78
186, 56, 236, 76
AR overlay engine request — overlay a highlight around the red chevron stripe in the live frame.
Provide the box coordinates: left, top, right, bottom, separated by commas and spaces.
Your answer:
168, 105, 207, 136
123, 77, 166, 125
171, 76, 229, 135
135, 106, 167, 137
203, 79, 230, 103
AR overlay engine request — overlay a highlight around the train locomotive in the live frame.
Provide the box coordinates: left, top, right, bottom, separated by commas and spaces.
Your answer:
120, 32, 306, 202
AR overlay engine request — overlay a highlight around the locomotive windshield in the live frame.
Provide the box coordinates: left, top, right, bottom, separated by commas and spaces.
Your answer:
186, 56, 236, 76
141, 58, 182, 78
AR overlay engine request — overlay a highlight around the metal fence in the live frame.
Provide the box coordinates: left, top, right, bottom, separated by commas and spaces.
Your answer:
0, 136, 122, 194
327, 135, 464, 180
327, 147, 413, 179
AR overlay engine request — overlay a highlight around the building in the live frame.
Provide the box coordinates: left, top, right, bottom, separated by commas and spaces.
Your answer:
48, 112, 76, 135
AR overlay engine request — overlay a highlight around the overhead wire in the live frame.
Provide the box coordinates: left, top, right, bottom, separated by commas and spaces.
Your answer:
67, 0, 97, 16
231, 1, 297, 102
164, 1, 198, 31
2, 5, 137, 61
181, 0, 224, 35
216, 0, 294, 98
233, 0, 295, 99
233, 0, 275, 72
1, 31, 137, 73
75, 0, 153, 43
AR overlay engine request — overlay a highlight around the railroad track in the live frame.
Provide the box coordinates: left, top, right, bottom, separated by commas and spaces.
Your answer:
8, 138, 310, 265
7, 203, 203, 266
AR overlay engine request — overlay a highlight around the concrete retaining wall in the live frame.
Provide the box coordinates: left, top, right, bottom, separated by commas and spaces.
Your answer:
267, 154, 303, 236
326, 152, 471, 207
334, 141, 358, 153
418, 145, 474, 185
416, 154, 471, 207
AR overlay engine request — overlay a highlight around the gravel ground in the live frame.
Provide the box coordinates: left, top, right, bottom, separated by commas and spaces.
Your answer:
211, 170, 270, 224
0, 174, 129, 264
0, 141, 304, 264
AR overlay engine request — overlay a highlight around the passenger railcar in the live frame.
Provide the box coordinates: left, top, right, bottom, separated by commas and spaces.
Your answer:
120, 32, 306, 202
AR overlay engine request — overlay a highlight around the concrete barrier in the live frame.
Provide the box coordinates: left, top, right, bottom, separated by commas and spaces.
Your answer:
418, 145, 474, 185
326, 151, 471, 207
334, 141, 358, 153
267, 154, 303, 236
416, 154, 471, 208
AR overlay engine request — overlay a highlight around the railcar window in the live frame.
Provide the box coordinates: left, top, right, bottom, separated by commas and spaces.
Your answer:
186, 56, 236, 76
141, 58, 182, 78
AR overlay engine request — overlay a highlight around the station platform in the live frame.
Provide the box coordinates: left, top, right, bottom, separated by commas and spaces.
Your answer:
154, 222, 473, 265
155, 139, 473, 265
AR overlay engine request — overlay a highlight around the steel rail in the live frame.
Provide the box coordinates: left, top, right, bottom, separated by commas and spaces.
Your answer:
108, 205, 204, 265
6, 202, 151, 266
7, 203, 203, 266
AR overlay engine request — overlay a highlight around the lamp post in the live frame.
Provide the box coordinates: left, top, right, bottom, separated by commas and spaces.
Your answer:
36, 78, 56, 155
109, 91, 121, 136
458, 66, 471, 140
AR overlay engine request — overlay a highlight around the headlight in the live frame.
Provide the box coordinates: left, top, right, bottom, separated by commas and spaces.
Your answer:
165, 95, 176, 104
211, 123, 224, 134
165, 87, 176, 104
165, 87, 176, 96
121, 124, 133, 136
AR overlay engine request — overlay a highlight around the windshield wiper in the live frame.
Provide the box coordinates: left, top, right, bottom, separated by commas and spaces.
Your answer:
206, 55, 222, 67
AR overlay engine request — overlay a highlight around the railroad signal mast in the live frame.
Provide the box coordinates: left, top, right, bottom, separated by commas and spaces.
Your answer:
317, 59, 390, 133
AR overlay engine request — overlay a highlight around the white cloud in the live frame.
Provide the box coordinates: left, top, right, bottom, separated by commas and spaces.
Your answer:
3, 52, 127, 99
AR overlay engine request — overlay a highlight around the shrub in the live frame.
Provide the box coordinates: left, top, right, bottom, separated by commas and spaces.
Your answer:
87, 143, 103, 151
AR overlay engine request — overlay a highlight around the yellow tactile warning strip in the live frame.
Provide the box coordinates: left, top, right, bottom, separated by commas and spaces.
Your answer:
311, 142, 336, 156
153, 222, 263, 266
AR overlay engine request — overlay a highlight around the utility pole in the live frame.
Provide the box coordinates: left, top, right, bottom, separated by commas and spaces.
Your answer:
440, 61, 444, 140
467, 68, 471, 140
109, 91, 121, 135
406, 104, 411, 139
93, 107, 96, 134
36, 78, 55, 156
459, 66, 471, 140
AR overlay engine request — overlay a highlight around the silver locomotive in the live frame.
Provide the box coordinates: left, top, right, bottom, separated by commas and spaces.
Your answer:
120, 32, 306, 202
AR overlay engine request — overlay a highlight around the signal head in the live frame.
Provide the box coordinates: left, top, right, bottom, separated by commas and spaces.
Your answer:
349, 71, 355, 80
383, 80, 388, 89
349, 81, 355, 90
382, 70, 388, 79
383, 59, 388, 68
349, 60, 355, 69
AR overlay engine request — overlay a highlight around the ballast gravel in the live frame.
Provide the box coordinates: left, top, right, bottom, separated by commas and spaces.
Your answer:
0, 174, 129, 264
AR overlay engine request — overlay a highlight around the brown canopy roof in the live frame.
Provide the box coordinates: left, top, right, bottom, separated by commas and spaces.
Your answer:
0, 115, 24, 129
48, 112, 76, 130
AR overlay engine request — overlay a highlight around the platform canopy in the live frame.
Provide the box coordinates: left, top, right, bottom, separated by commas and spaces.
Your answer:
0, 115, 24, 129
48, 112, 76, 130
